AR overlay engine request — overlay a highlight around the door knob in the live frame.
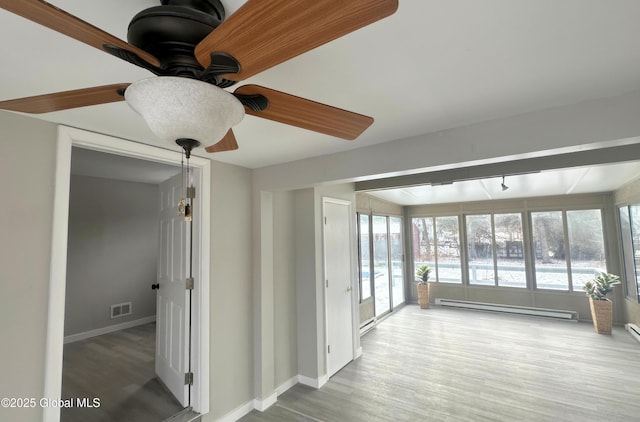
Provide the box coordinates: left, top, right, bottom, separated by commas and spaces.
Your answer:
347, 286, 352, 292
151, 283, 160, 290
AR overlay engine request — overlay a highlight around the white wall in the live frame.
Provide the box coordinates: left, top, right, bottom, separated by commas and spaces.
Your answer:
0, 112, 57, 422
65, 175, 159, 336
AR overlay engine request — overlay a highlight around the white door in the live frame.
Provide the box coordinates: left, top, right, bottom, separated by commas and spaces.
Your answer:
156, 173, 190, 406
323, 198, 355, 377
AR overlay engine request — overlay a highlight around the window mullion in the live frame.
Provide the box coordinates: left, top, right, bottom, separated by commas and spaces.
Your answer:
490, 214, 498, 287
562, 209, 574, 292
432, 217, 439, 282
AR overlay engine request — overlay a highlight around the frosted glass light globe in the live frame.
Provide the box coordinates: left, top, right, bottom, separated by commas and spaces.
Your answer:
125, 77, 245, 146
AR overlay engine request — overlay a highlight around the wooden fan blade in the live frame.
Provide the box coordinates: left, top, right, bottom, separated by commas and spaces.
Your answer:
205, 130, 239, 153
235, 85, 373, 140
0, 84, 129, 114
0, 0, 160, 67
195, 0, 398, 81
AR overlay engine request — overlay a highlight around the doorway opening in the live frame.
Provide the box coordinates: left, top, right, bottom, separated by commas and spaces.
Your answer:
62, 146, 184, 420
45, 126, 211, 422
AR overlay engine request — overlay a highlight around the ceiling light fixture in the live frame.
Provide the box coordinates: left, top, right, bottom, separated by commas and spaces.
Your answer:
125, 76, 245, 150
501, 176, 509, 191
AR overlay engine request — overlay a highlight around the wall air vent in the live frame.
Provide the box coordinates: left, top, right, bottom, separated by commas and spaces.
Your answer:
110, 302, 133, 319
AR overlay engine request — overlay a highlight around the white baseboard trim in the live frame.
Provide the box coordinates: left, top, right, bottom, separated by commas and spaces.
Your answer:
64, 316, 156, 344
298, 374, 328, 389
275, 375, 299, 396
355, 347, 363, 359
215, 400, 254, 422
626, 323, 640, 344
253, 392, 277, 412
216, 373, 333, 421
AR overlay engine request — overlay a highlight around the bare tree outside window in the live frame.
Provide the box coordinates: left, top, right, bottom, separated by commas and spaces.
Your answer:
531, 211, 568, 290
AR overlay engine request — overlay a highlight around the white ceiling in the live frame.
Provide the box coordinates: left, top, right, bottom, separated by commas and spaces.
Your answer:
367, 161, 640, 206
2, 1, 640, 169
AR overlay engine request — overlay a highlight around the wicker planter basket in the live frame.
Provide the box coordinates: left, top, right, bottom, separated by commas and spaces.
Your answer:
417, 283, 429, 309
589, 297, 612, 334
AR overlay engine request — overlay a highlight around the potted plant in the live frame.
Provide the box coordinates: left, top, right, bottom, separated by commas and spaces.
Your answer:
583, 272, 620, 334
415, 264, 432, 309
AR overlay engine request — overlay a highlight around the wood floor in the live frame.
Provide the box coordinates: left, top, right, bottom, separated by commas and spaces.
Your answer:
239, 305, 640, 422
61, 323, 184, 422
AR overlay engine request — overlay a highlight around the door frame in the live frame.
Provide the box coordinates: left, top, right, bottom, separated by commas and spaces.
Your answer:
321, 197, 358, 377
44, 126, 211, 422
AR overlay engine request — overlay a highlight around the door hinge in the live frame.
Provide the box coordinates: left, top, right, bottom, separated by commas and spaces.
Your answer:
326, 279, 328, 288
324, 216, 327, 225
186, 277, 194, 290
187, 186, 196, 199
328, 345, 331, 354
185, 372, 194, 385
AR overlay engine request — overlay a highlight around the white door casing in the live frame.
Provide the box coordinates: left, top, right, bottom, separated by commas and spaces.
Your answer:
46, 127, 210, 422
323, 198, 355, 377
157, 173, 191, 406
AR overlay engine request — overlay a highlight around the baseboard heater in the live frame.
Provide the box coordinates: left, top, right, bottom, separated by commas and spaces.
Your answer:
625, 323, 640, 344
435, 298, 579, 321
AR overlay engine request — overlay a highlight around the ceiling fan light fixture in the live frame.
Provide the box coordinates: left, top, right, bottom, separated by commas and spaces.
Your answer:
125, 76, 245, 147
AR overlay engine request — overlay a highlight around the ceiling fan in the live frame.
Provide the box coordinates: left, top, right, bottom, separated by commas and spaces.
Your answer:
0, 0, 398, 154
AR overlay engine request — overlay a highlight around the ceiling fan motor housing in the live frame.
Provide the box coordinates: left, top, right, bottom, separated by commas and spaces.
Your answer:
127, 0, 225, 77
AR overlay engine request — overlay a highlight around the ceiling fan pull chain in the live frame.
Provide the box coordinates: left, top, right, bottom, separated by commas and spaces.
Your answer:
184, 156, 193, 222
178, 150, 186, 217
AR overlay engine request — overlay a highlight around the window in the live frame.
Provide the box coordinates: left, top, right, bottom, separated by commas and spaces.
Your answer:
357, 213, 406, 314
466, 214, 494, 286
412, 216, 462, 283
357, 214, 372, 301
494, 213, 526, 288
618, 206, 636, 299
435, 216, 462, 283
412, 207, 607, 292
619, 205, 640, 301
566, 209, 606, 290
390, 216, 405, 307
531, 209, 606, 291
531, 211, 569, 290
630, 206, 640, 299
412, 217, 435, 273
466, 213, 526, 287
373, 215, 391, 316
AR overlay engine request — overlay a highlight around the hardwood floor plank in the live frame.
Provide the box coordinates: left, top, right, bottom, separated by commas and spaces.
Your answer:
61, 323, 184, 422
240, 305, 640, 422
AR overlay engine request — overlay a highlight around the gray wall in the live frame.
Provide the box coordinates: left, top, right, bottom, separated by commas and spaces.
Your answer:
207, 161, 254, 421
65, 175, 159, 336
0, 112, 57, 422
0, 111, 256, 422
273, 191, 298, 386
294, 188, 320, 380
